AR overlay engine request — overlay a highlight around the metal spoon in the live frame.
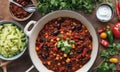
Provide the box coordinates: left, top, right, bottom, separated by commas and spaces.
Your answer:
9, 0, 36, 13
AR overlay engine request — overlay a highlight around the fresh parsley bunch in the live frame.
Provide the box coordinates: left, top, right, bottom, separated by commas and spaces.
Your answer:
37, 0, 103, 15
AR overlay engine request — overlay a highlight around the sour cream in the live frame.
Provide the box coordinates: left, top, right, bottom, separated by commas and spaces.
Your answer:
96, 4, 113, 22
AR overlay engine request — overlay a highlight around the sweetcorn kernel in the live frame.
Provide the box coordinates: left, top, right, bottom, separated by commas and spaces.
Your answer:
47, 61, 51, 65
89, 44, 92, 49
66, 58, 71, 63
80, 65, 83, 68
54, 43, 57, 46
35, 47, 39, 51
56, 56, 59, 60
53, 53, 56, 56
45, 35, 48, 38
60, 31, 64, 34
56, 38, 60, 41
85, 30, 88, 32
60, 57, 63, 59
57, 54, 60, 57
73, 22, 77, 26
57, 63, 61, 66
64, 54, 67, 57
72, 44, 75, 48
69, 30, 72, 33
50, 39, 54, 42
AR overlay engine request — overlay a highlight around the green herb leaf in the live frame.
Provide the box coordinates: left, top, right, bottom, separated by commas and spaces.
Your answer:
58, 34, 63, 37
100, 50, 110, 58
107, 1, 114, 8
72, 0, 76, 4
37, 0, 103, 14
107, 49, 116, 56
109, 63, 116, 71
116, 44, 120, 51
61, 47, 65, 51
57, 39, 75, 54
97, 62, 110, 72
70, 40, 75, 44
50, 0, 55, 5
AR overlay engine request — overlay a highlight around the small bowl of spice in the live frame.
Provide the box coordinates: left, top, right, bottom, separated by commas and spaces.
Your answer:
96, 3, 114, 22
9, 0, 35, 21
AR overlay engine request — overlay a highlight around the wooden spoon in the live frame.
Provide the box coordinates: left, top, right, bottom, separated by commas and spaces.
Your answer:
0, 60, 12, 72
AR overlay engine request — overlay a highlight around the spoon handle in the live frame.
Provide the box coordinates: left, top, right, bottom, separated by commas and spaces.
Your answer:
2, 66, 7, 72
8, 0, 23, 7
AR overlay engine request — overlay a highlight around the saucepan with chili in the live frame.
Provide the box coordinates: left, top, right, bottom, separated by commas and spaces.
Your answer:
24, 10, 99, 72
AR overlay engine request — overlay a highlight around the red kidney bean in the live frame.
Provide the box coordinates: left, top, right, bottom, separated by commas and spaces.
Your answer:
39, 43, 44, 49
53, 47, 58, 51
82, 48, 87, 57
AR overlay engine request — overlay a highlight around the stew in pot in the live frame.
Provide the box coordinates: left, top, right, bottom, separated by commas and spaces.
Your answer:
35, 17, 92, 72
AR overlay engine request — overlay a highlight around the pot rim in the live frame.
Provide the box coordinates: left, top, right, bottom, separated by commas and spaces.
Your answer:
25, 10, 99, 72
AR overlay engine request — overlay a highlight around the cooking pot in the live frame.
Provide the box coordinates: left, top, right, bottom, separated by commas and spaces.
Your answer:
24, 10, 99, 72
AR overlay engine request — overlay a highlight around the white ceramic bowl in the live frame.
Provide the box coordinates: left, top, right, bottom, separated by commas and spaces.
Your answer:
24, 10, 99, 72
96, 3, 114, 22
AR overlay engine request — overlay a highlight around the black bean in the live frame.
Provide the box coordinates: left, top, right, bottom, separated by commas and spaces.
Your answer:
43, 45, 49, 51
41, 54, 47, 59
39, 53, 42, 56
77, 24, 82, 30
89, 36, 92, 41
87, 49, 91, 53
67, 63, 72, 67
56, 23, 61, 29
53, 31, 59, 36
77, 49, 83, 54
46, 52, 49, 57
40, 38, 46, 42
58, 19, 64, 23
71, 26, 76, 31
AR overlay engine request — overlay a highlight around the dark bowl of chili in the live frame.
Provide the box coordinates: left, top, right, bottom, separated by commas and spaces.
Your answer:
24, 10, 99, 72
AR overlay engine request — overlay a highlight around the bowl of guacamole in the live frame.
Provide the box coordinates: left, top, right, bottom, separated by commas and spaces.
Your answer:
0, 20, 28, 60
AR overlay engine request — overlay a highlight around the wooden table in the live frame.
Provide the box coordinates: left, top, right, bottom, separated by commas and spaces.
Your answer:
0, 0, 119, 72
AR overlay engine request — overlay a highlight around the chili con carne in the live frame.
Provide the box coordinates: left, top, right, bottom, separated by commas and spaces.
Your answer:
35, 17, 92, 72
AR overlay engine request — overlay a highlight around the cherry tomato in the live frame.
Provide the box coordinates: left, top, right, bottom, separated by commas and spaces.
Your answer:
109, 58, 118, 63
100, 32, 107, 39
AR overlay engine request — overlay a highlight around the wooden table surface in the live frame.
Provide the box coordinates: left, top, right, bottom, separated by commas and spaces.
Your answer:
0, 0, 119, 72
